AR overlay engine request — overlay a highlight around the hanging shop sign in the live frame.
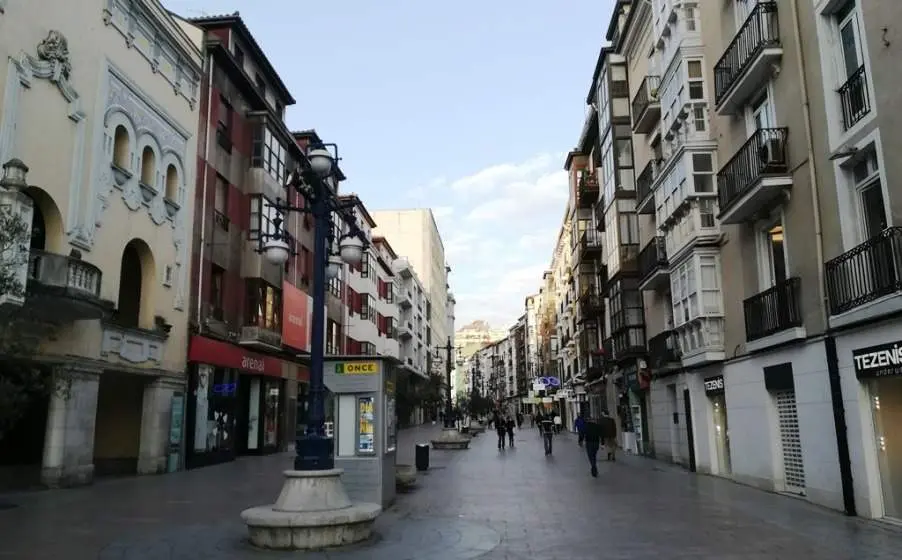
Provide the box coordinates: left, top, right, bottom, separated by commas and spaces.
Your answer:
704, 375, 725, 396
852, 341, 902, 379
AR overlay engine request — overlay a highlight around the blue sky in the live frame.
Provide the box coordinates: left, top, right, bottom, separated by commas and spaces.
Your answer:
165, 0, 615, 330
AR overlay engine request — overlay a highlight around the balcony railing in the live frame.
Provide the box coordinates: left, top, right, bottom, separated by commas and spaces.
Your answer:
28, 249, 102, 299
717, 127, 789, 215
714, 0, 781, 107
838, 65, 870, 131
577, 172, 600, 208
579, 230, 603, 256
637, 236, 668, 283
631, 75, 661, 133
743, 277, 803, 341
825, 228, 902, 315
647, 330, 681, 370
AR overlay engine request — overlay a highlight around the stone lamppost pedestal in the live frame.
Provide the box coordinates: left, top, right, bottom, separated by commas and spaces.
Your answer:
430, 427, 471, 450
241, 469, 381, 550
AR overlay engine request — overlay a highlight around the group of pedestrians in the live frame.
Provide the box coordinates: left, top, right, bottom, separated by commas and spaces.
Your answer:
491, 410, 522, 450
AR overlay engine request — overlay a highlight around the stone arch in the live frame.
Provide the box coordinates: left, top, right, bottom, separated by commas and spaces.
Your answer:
160, 151, 185, 204
104, 108, 137, 172
135, 133, 162, 189
23, 187, 66, 254
116, 238, 156, 329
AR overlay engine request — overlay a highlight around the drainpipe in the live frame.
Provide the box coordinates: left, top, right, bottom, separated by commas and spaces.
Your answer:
194, 52, 215, 328
789, 0, 856, 516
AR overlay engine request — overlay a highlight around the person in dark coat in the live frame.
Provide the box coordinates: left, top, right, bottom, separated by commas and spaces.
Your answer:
494, 411, 506, 449
506, 415, 516, 447
584, 417, 602, 477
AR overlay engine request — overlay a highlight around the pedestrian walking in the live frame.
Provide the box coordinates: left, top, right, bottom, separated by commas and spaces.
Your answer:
574, 413, 586, 447
494, 411, 506, 450
506, 415, 515, 447
516, 412, 523, 428
584, 416, 602, 477
553, 412, 562, 434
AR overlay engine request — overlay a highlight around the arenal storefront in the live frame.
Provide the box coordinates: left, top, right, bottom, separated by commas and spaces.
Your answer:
185, 335, 309, 469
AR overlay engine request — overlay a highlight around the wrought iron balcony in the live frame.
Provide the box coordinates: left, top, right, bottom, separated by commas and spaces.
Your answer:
714, 0, 783, 115
632, 75, 661, 134
635, 159, 658, 215
579, 230, 603, 260
577, 172, 600, 208
637, 236, 669, 291
578, 289, 604, 321
838, 65, 871, 131
26, 249, 107, 321
647, 330, 681, 371
825, 228, 902, 316
743, 277, 803, 342
717, 127, 791, 224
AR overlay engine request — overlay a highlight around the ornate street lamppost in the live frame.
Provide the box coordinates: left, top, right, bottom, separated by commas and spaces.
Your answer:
242, 143, 381, 551
430, 337, 470, 449
256, 143, 365, 471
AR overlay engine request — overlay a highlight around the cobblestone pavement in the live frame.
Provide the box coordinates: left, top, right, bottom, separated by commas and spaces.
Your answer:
2, 423, 902, 559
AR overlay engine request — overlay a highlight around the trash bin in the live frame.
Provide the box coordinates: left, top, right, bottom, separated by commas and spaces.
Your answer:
415, 443, 429, 471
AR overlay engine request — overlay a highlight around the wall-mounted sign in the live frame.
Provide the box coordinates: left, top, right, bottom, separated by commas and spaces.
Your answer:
704, 375, 725, 396
333, 361, 381, 375
538, 377, 560, 387
853, 341, 902, 379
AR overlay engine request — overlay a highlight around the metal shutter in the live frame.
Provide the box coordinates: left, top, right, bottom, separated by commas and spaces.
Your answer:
776, 390, 806, 493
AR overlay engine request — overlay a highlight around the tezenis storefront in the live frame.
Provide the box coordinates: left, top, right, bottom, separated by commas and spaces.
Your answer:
185, 336, 302, 469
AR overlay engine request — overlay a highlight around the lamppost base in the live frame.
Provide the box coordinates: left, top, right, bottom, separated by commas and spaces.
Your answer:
294, 434, 335, 471
430, 427, 471, 450
241, 469, 381, 550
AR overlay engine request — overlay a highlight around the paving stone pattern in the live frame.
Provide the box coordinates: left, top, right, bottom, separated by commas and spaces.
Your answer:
1, 424, 902, 559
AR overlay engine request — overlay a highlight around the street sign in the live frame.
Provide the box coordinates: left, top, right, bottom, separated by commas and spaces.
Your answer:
333, 361, 381, 375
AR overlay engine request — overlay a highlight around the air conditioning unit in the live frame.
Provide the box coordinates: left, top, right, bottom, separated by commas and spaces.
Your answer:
758, 136, 785, 168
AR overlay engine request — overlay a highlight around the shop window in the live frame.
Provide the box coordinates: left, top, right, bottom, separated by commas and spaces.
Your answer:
191, 365, 238, 454
245, 279, 281, 331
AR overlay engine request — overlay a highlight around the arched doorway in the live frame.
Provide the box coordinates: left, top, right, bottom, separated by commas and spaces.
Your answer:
116, 242, 143, 328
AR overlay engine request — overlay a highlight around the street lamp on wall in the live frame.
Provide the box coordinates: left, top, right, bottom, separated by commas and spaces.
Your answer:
254, 141, 368, 472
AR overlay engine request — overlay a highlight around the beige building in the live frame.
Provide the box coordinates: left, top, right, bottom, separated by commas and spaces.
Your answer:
0, 0, 201, 486
371, 209, 453, 373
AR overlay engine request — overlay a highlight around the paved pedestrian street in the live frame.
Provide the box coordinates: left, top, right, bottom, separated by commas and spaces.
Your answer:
2, 424, 902, 559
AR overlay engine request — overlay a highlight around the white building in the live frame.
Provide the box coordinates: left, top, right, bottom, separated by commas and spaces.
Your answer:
392, 257, 429, 379
371, 209, 454, 374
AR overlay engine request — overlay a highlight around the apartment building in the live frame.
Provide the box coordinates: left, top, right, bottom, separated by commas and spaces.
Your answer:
510, 315, 529, 406
371, 208, 454, 374
392, 256, 429, 379
0, 0, 201, 487
338, 195, 400, 360
525, 293, 543, 381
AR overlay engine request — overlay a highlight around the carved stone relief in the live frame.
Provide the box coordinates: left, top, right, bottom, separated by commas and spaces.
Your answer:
0, 30, 90, 248
100, 323, 165, 365
91, 66, 192, 311
103, 0, 201, 109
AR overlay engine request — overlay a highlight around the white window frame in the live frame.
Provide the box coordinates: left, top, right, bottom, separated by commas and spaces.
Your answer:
745, 87, 776, 136
734, 0, 756, 30
754, 210, 788, 291
685, 58, 706, 102
850, 147, 885, 241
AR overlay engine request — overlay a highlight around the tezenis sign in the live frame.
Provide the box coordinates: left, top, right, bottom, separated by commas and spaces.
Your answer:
852, 341, 902, 379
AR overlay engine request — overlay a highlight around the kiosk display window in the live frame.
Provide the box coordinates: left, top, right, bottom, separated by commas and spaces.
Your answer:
385, 395, 397, 453
358, 396, 375, 454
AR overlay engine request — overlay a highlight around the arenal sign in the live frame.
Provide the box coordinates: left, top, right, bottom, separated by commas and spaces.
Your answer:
852, 341, 902, 379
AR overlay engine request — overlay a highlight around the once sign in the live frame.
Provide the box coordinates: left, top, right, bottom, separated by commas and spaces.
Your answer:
334, 361, 379, 375
853, 341, 902, 379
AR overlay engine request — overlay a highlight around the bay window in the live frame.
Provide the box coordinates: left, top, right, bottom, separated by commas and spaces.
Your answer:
251, 125, 291, 184
245, 279, 281, 331
249, 195, 282, 241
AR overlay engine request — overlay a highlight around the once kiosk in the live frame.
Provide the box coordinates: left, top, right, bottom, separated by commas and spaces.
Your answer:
323, 355, 399, 508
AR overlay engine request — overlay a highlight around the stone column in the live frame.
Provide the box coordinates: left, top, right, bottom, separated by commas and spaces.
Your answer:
137, 376, 185, 475
41, 366, 102, 487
